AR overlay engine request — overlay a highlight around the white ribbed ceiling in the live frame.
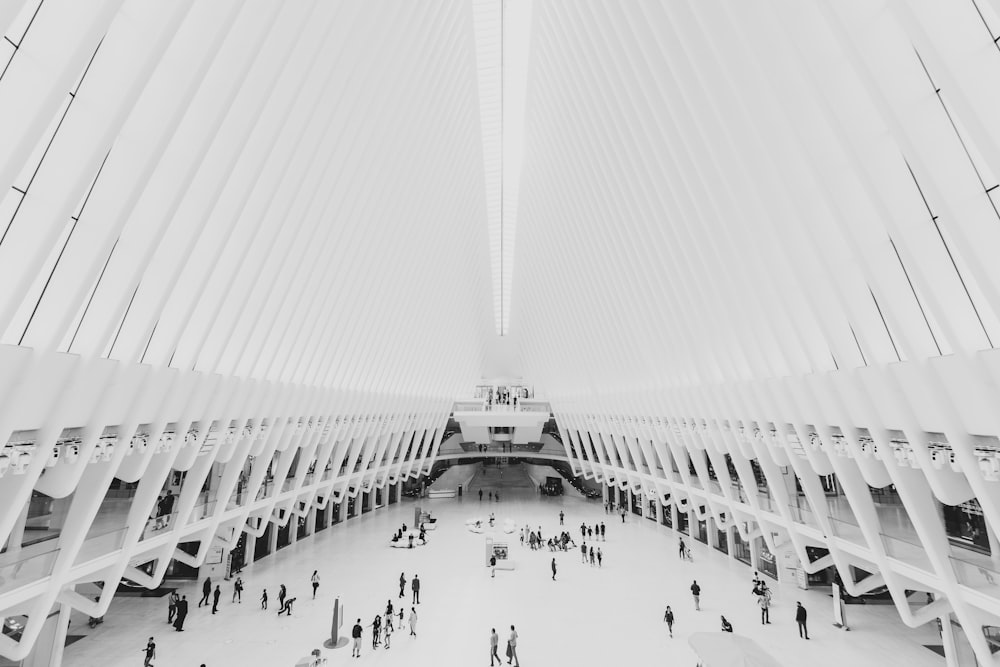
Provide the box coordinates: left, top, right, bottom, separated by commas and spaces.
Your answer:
4, 0, 1000, 404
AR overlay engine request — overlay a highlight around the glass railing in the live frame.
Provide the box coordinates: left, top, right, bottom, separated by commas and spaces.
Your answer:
75, 526, 128, 564
879, 532, 931, 569
826, 516, 867, 547
950, 556, 1000, 595
0, 542, 60, 596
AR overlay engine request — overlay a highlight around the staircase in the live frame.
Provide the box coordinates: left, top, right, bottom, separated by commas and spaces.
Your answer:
468, 462, 535, 493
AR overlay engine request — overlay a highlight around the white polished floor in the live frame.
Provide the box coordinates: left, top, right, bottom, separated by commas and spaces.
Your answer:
63, 469, 942, 667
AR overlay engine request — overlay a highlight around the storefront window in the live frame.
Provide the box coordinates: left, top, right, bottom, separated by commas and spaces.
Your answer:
758, 539, 778, 579
715, 527, 728, 554
732, 527, 751, 565
661, 501, 672, 528
943, 499, 991, 555
677, 510, 689, 535
695, 518, 708, 544
648, 499, 658, 521
631, 492, 642, 516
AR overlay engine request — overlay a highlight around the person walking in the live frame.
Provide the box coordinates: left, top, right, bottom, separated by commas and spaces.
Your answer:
352, 618, 363, 658
173, 596, 188, 632
559, 511, 564, 525
278, 584, 287, 610
796, 601, 809, 639
211, 585, 221, 614
409, 607, 418, 636
490, 554, 497, 578
678, 538, 687, 561
142, 636, 156, 666
233, 577, 243, 603
479, 489, 483, 502
759, 592, 771, 624
384, 615, 392, 649
600, 522, 605, 541
580, 522, 586, 541
412, 574, 420, 604
167, 591, 178, 624
260, 588, 268, 610
721, 615, 733, 632
587, 526, 593, 540
597, 548, 603, 567
311, 571, 320, 599
399, 572, 406, 598
507, 625, 519, 666
664, 605, 674, 637
198, 577, 211, 607
691, 580, 701, 611
551, 558, 557, 580
580, 541, 588, 563
490, 627, 501, 666
386, 599, 394, 619
621, 507, 627, 523
589, 546, 595, 567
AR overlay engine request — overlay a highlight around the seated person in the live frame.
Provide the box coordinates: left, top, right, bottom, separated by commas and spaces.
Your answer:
418, 529, 427, 544
391, 533, 400, 542
720, 616, 733, 633
401, 524, 407, 533
408, 534, 414, 548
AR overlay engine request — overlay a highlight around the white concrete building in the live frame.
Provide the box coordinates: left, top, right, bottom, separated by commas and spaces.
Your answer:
1, 1, 1000, 665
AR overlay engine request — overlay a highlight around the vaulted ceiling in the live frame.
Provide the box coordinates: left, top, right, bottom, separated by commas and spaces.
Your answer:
4, 0, 1000, 412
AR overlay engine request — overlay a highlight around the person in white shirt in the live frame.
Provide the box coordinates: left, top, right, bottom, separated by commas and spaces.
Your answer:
507, 625, 519, 666
490, 628, 500, 666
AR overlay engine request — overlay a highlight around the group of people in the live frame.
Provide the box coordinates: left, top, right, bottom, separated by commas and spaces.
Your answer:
489, 625, 521, 666
479, 489, 501, 502
661, 555, 812, 643
349, 573, 421, 658
152, 490, 175, 530
390, 522, 428, 547
579, 520, 606, 542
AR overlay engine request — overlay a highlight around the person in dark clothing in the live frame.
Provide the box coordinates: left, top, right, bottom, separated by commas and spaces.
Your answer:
278, 584, 287, 609
600, 522, 605, 540
559, 511, 564, 525
664, 605, 674, 637
199, 577, 211, 607
551, 558, 557, 580
399, 572, 406, 598
691, 580, 701, 611
479, 489, 483, 502
173, 596, 188, 631
412, 575, 420, 604
679, 538, 687, 560
211, 585, 221, 614
352, 619, 363, 658
142, 636, 156, 666
721, 615, 733, 632
161, 490, 174, 516
233, 577, 243, 603
277, 596, 296, 616
796, 601, 809, 639
580, 523, 586, 540
386, 599, 394, 618
261, 589, 267, 610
